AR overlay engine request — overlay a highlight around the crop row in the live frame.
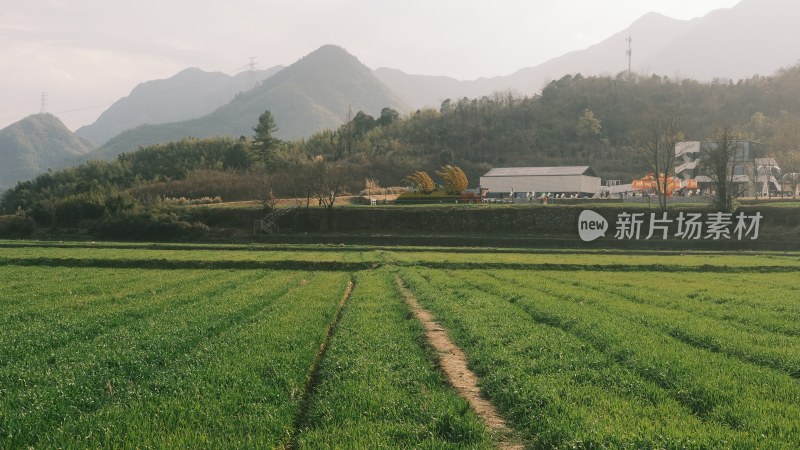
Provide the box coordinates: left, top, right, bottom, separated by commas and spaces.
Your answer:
3, 242, 800, 448
0, 265, 349, 448
296, 268, 492, 448
387, 248, 800, 269
0, 262, 498, 448
0, 245, 376, 266
4, 241, 800, 270
400, 267, 800, 447
519, 271, 800, 377
542, 271, 800, 335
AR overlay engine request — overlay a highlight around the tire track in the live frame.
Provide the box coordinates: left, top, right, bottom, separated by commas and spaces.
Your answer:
283, 277, 355, 450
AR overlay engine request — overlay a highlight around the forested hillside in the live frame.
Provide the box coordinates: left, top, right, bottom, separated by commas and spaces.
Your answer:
304, 66, 800, 185
0, 114, 94, 192
4, 65, 800, 220
93, 45, 407, 159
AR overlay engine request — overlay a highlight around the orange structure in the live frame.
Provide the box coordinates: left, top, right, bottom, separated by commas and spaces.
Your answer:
631, 172, 686, 196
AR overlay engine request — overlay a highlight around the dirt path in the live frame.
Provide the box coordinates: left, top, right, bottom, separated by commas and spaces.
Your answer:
395, 276, 523, 450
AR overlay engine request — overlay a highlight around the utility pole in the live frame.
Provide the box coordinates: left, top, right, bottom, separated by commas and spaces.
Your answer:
40, 92, 48, 114
626, 35, 633, 81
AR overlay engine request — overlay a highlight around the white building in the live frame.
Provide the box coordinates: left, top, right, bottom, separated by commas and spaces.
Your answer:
675, 141, 781, 196
480, 166, 601, 197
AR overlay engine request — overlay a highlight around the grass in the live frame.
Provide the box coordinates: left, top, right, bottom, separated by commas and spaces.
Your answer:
296, 269, 492, 448
0, 265, 349, 448
2, 240, 800, 447
399, 267, 800, 447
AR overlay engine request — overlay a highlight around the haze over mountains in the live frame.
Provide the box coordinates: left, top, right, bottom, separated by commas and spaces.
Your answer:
75, 66, 283, 147
1, 0, 799, 191
94, 45, 408, 159
377, 0, 800, 108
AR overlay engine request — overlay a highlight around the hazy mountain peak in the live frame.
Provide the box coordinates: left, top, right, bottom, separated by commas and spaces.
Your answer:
93, 44, 407, 158
282, 44, 371, 77
380, 0, 800, 109
302, 44, 358, 62
631, 11, 677, 24
0, 113, 94, 190
75, 65, 281, 146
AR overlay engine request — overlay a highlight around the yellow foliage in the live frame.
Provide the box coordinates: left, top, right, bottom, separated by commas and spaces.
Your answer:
436, 165, 468, 194
404, 171, 436, 194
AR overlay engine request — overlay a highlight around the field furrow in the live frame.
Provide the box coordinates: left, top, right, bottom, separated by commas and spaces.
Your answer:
400, 268, 755, 448
442, 269, 800, 445
0, 268, 349, 448
36, 272, 349, 448
541, 271, 800, 336
2, 241, 799, 447
0, 269, 218, 364
296, 269, 494, 448
523, 271, 800, 377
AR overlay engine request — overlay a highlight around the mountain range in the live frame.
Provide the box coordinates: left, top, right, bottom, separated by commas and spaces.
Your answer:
2, 0, 799, 191
94, 45, 408, 159
376, 0, 800, 109
75, 66, 283, 147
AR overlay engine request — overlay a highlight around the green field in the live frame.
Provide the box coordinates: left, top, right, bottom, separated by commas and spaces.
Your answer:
2, 241, 800, 448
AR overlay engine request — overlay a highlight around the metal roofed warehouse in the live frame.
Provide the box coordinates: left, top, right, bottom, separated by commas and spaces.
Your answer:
480, 166, 601, 196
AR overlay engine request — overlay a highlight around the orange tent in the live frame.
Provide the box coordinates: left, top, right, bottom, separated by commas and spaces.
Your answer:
632, 173, 685, 196
657, 174, 683, 196
632, 173, 656, 191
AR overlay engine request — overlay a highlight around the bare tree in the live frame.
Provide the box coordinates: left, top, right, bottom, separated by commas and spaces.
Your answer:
702, 125, 743, 211
281, 164, 315, 210
770, 114, 800, 198
310, 158, 348, 228
636, 107, 683, 212
253, 170, 280, 211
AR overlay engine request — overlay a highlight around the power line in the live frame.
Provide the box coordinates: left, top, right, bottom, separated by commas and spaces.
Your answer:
1, 63, 258, 125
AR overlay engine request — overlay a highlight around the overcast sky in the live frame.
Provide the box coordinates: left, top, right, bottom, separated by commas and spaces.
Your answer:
0, 0, 741, 131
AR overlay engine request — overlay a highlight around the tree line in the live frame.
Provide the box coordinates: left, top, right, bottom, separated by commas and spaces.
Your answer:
5, 65, 800, 223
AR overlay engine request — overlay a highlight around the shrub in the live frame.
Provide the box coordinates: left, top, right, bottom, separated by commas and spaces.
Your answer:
0, 213, 36, 238
92, 212, 208, 241
163, 196, 223, 206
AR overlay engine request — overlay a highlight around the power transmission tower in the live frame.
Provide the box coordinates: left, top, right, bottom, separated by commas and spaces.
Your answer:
40, 92, 48, 114
240, 57, 261, 90
626, 35, 633, 81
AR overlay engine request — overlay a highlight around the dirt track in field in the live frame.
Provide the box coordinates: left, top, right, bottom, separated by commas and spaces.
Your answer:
395, 276, 523, 450
284, 278, 355, 450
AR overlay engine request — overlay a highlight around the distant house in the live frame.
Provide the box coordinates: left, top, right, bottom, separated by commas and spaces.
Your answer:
675, 141, 781, 197
479, 166, 601, 197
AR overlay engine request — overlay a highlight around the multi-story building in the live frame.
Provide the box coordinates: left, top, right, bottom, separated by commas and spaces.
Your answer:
674, 140, 781, 197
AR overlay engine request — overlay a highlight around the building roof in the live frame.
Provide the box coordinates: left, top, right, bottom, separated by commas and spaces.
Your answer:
482, 166, 597, 177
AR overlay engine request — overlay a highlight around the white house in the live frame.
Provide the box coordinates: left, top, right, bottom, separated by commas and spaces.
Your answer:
675, 141, 782, 197
480, 166, 601, 196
